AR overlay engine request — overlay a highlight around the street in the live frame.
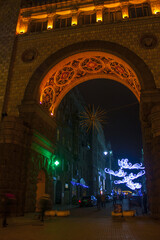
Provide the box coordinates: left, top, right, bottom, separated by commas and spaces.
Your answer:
0, 202, 160, 240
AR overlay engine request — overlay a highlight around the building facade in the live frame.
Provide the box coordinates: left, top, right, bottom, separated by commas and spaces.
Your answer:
0, 0, 160, 217
54, 88, 90, 205
53, 87, 107, 205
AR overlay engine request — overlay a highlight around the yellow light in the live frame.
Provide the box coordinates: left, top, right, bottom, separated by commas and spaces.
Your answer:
71, 15, 77, 26
20, 30, 25, 34
97, 18, 102, 22
155, 10, 160, 14
96, 9, 103, 23
47, 17, 53, 30
122, 6, 129, 20
47, 25, 53, 30
123, 15, 128, 19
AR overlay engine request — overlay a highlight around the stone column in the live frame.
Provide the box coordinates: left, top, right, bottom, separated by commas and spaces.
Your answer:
121, 4, 129, 19
150, 104, 160, 218
0, 116, 31, 215
140, 90, 160, 218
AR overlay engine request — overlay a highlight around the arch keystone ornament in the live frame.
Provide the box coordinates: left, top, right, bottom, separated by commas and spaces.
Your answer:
39, 52, 141, 116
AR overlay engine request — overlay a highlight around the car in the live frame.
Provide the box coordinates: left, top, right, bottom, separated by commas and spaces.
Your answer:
79, 195, 97, 207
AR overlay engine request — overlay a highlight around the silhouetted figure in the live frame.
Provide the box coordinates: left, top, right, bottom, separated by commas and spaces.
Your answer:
101, 194, 106, 208
113, 193, 117, 205
97, 194, 101, 210
38, 194, 52, 222
119, 193, 124, 203
1, 193, 16, 227
142, 191, 148, 214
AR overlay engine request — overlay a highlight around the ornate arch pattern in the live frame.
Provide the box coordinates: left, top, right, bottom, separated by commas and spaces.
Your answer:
39, 51, 141, 116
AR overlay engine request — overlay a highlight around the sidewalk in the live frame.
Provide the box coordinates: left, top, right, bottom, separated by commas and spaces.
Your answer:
0, 204, 160, 240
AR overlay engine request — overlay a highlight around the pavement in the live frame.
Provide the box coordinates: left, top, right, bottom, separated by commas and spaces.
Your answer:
0, 201, 160, 240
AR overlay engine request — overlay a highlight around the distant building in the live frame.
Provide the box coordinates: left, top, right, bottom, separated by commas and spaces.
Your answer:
54, 87, 107, 205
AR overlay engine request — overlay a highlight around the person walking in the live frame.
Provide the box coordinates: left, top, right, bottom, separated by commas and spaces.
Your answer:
113, 192, 117, 205
96, 194, 101, 210
38, 194, 52, 222
1, 193, 16, 227
101, 194, 106, 208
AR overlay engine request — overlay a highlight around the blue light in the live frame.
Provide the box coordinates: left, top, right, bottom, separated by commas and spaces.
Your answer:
104, 158, 145, 190
70, 181, 89, 188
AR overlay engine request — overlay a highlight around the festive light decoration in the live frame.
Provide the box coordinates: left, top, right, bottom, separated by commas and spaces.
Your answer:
126, 180, 142, 190
104, 158, 145, 190
80, 104, 107, 132
118, 158, 145, 169
104, 168, 127, 177
71, 181, 89, 188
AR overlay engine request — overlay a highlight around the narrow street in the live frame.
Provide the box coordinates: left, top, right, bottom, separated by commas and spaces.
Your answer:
1, 202, 160, 240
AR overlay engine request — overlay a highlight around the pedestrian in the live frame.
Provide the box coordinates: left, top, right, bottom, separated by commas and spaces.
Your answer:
1, 193, 16, 227
142, 191, 148, 214
96, 194, 101, 210
119, 193, 124, 203
113, 192, 117, 205
38, 194, 52, 222
128, 193, 132, 210
101, 194, 106, 208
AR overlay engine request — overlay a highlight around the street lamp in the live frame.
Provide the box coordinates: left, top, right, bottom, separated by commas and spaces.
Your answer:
104, 151, 108, 156
54, 160, 60, 166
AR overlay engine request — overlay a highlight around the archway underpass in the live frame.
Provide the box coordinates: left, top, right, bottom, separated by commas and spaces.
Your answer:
9, 42, 160, 217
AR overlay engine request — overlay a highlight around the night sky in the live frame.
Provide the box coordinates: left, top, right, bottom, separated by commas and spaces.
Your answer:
74, 78, 143, 163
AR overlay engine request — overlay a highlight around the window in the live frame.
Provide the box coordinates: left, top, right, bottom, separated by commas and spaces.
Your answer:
103, 8, 122, 23
78, 12, 96, 25
129, 3, 151, 18
55, 17, 71, 28
29, 20, 47, 33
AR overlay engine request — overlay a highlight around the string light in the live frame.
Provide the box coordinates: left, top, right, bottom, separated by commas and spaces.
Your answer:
71, 181, 89, 188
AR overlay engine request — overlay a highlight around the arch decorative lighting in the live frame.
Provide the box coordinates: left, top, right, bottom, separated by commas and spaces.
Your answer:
39, 52, 141, 116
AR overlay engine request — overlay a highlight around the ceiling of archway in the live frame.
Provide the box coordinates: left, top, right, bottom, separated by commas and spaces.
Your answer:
39, 52, 141, 115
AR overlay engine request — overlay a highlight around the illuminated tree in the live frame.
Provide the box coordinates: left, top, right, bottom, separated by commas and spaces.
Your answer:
104, 158, 145, 191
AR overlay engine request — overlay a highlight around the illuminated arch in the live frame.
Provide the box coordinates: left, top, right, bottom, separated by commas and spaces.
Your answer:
23, 40, 156, 117
39, 51, 140, 115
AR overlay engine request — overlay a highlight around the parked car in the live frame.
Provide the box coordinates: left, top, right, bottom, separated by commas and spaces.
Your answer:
79, 195, 97, 207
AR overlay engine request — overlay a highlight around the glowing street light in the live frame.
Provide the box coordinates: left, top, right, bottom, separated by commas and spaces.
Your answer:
54, 160, 60, 166
104, 151, 108, 155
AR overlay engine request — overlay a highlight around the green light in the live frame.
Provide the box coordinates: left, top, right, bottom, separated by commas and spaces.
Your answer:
54, 160, 60, 166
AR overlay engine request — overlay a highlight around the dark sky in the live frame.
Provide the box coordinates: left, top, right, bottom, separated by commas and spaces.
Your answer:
75, 78, 143, 163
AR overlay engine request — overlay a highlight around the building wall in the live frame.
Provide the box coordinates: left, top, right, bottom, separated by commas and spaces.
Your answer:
1, 0, 160, 216
0, 0, 21, 117
4, 15, 160, 117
